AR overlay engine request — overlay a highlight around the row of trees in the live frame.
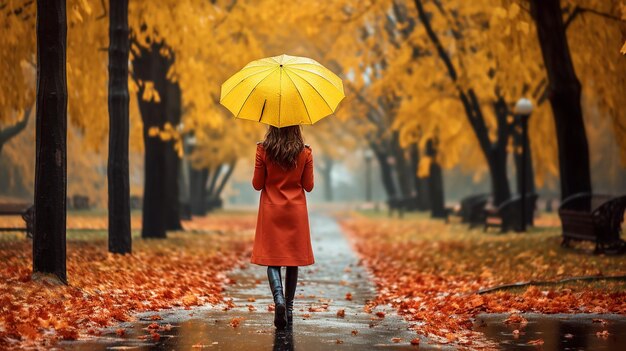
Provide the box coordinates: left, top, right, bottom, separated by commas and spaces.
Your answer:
1, 0, 624, 281
304, 0, 625, 216
0, 0, 270, 283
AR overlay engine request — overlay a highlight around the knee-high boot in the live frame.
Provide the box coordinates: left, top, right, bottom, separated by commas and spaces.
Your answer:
284, 266, 298, 325
267, 266, 287, 329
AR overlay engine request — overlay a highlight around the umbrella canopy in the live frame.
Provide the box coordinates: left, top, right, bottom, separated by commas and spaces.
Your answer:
220, 54, 344, 128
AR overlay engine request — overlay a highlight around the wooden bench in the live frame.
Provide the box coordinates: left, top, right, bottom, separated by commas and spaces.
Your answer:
559, 193, 626, 254
72, 195, 90, 210
0, 203, 34, 238
484, 194, 538, 233
457, 194, 490, 228
446, 194, 488, 225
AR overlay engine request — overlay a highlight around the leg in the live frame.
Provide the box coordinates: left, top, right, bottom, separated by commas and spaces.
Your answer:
284, 266, 298, 326
267, 266, 287, 329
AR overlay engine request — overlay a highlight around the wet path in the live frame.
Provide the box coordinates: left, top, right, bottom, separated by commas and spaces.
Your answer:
63, 214, 426, 350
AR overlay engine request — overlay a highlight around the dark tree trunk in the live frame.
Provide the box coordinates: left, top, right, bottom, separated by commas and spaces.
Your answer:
409, 141, 430, 211
206, 165, 223, 201
429, 162, 446, 218
425, 140, 446, 218
486, 149, 510, 206
164, 81, 182, 230
513, 117, 536, 196
33, 0, 67, 283
133, 42, 169, 239
213, 160, 236, 200
189, 166, 207, 215
107, 0, 132, 254
530, 0, 591, 200
371, 145, 398, 200
391, 132, 413, 205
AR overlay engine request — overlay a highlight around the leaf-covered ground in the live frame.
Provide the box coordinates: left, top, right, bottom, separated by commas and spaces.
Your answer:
340, 211, 626, 348
0, 212, 255, 349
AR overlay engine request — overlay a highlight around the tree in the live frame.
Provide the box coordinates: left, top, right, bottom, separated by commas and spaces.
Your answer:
32, 0, 68, 284
529, 0, 591, 200
132, 41, 171, 239
425, 138, 446, 218
108, 0, 132, 254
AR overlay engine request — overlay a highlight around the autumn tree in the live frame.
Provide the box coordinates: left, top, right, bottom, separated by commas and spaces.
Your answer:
132, 41, 174, 238
32, 0, 68, 284
529, 0, 591, 200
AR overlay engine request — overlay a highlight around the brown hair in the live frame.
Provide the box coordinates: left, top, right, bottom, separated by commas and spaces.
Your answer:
262, 125, 305, 170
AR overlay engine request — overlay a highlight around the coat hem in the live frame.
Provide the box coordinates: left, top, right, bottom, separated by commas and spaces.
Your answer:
250, 256, 315, 266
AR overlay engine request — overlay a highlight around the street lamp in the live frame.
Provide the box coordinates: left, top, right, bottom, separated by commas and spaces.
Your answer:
364, 149, 374, 202
514, 98, 533, 232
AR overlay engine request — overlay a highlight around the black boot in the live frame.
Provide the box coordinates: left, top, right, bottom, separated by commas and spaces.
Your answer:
284, 266, 298, 326
267, 266, 287, 329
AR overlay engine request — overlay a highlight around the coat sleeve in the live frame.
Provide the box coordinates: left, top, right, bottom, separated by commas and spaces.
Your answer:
252, 144, 266, 191
302, 148, 314, 192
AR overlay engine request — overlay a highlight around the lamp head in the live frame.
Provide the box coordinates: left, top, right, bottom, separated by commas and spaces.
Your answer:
514, 98, 533, 116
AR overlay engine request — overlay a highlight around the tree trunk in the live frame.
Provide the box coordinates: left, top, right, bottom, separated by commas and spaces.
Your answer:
429, 161, 446, 218
107, 0, 132, 254
189, 166, 207, 215
206, 164, 223, 207
33, 0, 67, 283
391, 132, 413, 207
425, 139, 446, 218
409, 142, 430, 211
164, 81, 182, 230
133, 42, 169, 239
213, 160, 236, 200
513, 117, 536, 196
530, 0, 592, 200
372, 146, 398, 201
487, 149, 511, 206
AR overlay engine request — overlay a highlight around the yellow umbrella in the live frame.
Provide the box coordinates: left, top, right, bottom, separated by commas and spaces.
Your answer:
220, 54, 344, 128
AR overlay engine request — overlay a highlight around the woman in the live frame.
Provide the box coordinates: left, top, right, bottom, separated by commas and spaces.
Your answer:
251, 125, 315, 330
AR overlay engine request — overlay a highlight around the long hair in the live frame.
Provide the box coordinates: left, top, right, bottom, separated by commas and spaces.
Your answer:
262, 125, 304, 170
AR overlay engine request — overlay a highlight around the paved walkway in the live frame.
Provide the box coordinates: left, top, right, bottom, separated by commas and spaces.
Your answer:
64, 214, 428, 350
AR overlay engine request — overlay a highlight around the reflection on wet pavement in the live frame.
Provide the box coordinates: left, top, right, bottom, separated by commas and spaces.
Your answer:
62, 214, 427, 350
476, 313, 626, 351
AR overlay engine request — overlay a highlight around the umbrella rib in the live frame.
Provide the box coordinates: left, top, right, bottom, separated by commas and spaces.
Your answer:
287, 69, 335, 113
278, 68, 282, 127
288, 66, 344, 91
235, 67, 280, 118
284, 71, 313, 124
221, 66, 276, 101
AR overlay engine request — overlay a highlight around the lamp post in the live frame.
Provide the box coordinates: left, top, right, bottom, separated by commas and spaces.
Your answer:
364, 149, 374, 202
514, 98, 533, 232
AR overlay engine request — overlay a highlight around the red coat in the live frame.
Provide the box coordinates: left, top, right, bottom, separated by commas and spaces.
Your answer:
250, 143, 315, 266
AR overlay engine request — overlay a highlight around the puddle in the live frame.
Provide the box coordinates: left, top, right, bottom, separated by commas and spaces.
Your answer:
475, 313, 626, 350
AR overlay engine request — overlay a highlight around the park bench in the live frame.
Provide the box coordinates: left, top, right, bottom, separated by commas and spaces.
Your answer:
484, 194, 538, 233
72, 195, 90, 210
559, 193, 626, 254
448, 193, 489, 227
130, 195, 142, 210
0, 202, 35, 238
